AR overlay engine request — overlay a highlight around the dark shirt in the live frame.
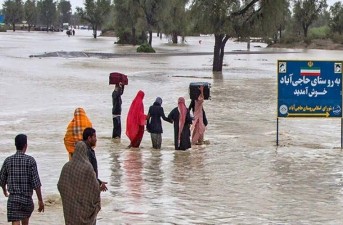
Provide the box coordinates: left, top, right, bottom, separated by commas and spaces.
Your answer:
112, 86, 124, 115
147, 102, 170, 134
0, 151, 41, 197
84, 141, 102, 184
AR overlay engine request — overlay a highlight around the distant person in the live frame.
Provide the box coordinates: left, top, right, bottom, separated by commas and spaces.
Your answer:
72, 29, 75, 36
112, 82, 124, 139
83, 128, 108, 192
146, 97, 171, 149
168, 97, 192, 150
0, 134, 44, 225
58, 141, 101, 225
126, 90, 146, 148
189, 86, 208, 145
64, 107, 92, 160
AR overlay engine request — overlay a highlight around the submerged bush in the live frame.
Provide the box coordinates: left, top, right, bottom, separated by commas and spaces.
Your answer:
0, 26, 6, 32
331, 33, 343, 44
137, 43, 155, 53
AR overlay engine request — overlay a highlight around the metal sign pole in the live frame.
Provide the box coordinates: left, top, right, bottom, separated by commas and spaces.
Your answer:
276, 117, 279, 146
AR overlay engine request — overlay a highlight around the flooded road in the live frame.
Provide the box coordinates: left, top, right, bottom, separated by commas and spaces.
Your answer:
1, 30, 343, 224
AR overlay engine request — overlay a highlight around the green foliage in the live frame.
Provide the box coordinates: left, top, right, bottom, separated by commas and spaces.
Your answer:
304, 37, 312, 45
279, 35, 301, 44
308, 26, 330, 39
24, 0, 37, 29
293, 0, 327, 38
76, 0, 111, 38
329, 2, 343, 35
57, 0, 72, 24
331, 33, 343, 44
0, 25, 7, 32
3, 0, 24, 30
136, 43, 155, 53
37, 0, 56, 29
115, 29, 147, 45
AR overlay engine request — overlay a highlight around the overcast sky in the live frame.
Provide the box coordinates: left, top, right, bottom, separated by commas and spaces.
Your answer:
0, 0, 341, 14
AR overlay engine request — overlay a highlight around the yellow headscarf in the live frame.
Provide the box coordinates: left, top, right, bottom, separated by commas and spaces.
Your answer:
64, 108, 92, 154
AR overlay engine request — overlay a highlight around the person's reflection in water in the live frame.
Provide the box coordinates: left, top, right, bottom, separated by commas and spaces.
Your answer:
172, 151, 192, 183
145, 150, 163, 196
123, 150, 143, 201
172, 147, 207, 183
109, 151, 122, 192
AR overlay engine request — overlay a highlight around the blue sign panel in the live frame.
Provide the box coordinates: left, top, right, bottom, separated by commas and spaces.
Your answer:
278, 60, 342, 117
0, 15, 4, 23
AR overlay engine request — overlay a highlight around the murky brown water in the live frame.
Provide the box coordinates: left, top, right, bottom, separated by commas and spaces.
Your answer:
1, 30, 343, 224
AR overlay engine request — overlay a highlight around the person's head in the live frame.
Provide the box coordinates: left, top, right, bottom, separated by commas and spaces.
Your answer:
15, 134, 27, 151
83, 127, 97, 147
115, 82, 123, 90
137, 90, 145, 99
74, 107, 86, 117
154, 97, 162, 106
178, 97, 185, 104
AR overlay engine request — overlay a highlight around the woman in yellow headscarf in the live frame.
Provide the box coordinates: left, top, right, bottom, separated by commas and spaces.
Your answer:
64, 108, 92, 160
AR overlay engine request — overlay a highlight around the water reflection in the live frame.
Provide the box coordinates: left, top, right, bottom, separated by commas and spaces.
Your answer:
144, 150, 163, 196
123, 149, 143, 201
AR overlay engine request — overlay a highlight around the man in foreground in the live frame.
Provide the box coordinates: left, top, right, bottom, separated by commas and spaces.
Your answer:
83, 127, 108, 192
0, 134, 44, 225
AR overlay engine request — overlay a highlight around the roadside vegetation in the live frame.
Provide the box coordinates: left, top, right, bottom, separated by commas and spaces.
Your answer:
0, 0, 343, 71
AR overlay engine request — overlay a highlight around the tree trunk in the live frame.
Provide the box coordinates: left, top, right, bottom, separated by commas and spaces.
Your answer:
93, 25, 97, 38
303, 24, 308, 38
213, 34, 229, 72
148, 30, 152, 46
131, 26, 136, 45
172, 33, 177, 44
12, 23, 15, 31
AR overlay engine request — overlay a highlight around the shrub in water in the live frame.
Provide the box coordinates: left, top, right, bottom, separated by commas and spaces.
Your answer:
137, 43, 155, 53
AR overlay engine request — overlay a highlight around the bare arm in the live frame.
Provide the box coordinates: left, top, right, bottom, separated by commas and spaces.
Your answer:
1, 185, 8, 197
35, 187, 44, 212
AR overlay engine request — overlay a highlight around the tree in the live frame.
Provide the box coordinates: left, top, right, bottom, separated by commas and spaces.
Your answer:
3, 0, 24, 31
113, 0, 144, 45
293, 0, 327, 38
37, 0, 56, 31
160, 0, 188, 44
329, 2, 343, 34
257, 0, 290, 42
58, 0, 71, 26
190, 0, 275, 72
24, 0, 37, 31
76, 0, 111, 38
139, 0, 167, 46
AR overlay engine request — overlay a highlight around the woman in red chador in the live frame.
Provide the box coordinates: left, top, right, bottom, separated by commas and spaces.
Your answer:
126, 90, 146, 148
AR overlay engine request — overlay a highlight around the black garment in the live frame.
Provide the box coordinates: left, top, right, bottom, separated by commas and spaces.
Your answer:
112, 86, 124, 115
112, 116, 121, 138
189, 99, 208, 126
167, 107, 192, 150
147, 102, 170, 134
85, 141, 102, 184
112, 86, 124, 138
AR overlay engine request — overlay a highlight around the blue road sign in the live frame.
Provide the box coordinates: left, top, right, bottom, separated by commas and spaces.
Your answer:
0, 15, 4, 23
278, 60, 342, 117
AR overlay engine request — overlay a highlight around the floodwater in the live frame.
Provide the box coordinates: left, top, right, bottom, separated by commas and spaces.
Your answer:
1, 30, 343, 225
